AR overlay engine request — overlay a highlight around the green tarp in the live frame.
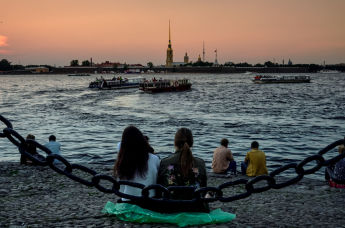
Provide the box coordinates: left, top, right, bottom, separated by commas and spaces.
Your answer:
102, 201, 236, 227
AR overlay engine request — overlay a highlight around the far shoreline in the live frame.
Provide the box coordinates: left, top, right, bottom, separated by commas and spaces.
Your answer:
2, 65, 340, 75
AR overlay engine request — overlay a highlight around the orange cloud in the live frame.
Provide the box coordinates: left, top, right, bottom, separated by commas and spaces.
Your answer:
0, 35, 8, 47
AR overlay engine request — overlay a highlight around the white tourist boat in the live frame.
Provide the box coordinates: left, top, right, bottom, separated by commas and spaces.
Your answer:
89, 76, 144, 89
318, 69, 341, 74
68, 73, 90, 76
253, 75, 311, 84
139, 78, 192, 93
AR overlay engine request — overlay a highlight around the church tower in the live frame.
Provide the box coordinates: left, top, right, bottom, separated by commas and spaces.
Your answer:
197, 54, 202, 62
166, 20, 173, 67
184, 52, 189, 64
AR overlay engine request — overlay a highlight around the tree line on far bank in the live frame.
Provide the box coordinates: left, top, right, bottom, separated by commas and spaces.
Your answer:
0, 59, 54, 72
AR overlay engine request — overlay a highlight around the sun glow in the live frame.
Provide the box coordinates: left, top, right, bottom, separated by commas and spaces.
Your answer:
0, 35, 8, 47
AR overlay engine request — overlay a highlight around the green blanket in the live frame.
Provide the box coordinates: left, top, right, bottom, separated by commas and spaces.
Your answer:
102, 201, 236, 227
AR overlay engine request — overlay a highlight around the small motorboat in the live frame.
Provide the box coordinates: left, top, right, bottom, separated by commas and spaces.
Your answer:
68, 73, 91, 76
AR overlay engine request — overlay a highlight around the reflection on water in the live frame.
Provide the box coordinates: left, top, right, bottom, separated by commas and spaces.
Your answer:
1, 73, 344, 179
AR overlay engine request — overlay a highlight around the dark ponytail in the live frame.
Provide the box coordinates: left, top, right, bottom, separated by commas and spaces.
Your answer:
174, 128, 194, 178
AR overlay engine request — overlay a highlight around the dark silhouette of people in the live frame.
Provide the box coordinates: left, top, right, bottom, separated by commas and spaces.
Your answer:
20, 134, 37, 165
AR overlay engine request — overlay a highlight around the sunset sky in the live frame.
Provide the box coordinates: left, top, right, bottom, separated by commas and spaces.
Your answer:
1, 0, 345, 66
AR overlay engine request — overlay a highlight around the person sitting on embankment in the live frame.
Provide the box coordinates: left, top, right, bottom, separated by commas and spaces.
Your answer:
114, 126, 160, 201
20, 134, 38, 165
327, 144, 345, 188
157, 128, 209, 213
212, 138, 237, 175
241, 141, 268, 177
103, 127, 235, 226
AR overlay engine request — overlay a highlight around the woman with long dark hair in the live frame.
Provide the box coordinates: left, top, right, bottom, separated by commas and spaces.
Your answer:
114, 126, 160, 199
157, 128, 208, 212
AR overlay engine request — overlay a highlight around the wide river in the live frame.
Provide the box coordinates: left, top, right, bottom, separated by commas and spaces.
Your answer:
1, 73, 344, 179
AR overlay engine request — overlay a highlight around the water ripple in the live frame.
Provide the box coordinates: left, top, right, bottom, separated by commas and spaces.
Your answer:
0, 73, 344, 179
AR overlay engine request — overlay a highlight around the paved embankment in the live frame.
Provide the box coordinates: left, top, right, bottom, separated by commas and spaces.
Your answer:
1, 162, 345, 227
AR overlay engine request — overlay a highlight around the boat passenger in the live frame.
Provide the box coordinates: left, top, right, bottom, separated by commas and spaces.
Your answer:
157, 128, 209, 212
114, 126, 160, 201
241, 141, 268, 177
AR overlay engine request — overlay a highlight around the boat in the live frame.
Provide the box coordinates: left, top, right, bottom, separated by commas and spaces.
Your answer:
318, 69, 341, 74
89, 76, 144, 89
68, 73, 91, 76
243, 71, 255, 75
139, 78, 192, 93
124, 69, 142, 74
318, 61, 341, 74
252, 75, 311, 84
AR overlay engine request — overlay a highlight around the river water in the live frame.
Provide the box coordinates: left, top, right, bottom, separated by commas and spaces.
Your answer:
0, 73, 344, 179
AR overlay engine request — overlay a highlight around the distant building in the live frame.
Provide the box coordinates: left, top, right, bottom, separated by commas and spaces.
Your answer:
90, 61, 143, 69
166, 21, 174, 67
214, 49, 219, 66
172, 62, 185, 66
197, 54, 202, 62
95, 61, 120, 68
25, 66, 49, 73
184, 52, 189, 64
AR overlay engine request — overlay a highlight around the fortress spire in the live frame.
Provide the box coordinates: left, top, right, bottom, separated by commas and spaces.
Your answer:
166, 20, 173, 67
169, 20, 171, 46
203, 41, 205, 62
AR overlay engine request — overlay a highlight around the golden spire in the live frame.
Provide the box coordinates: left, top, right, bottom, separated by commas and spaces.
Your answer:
166, 20, 173, 66
168, 20, 171, 48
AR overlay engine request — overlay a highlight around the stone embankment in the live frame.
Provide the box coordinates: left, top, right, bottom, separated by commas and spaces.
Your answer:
1, 162, 345, 227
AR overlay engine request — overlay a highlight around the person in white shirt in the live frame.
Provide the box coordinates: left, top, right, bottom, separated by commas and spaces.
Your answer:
114, 126, 160, 200
45, 135, 61, 164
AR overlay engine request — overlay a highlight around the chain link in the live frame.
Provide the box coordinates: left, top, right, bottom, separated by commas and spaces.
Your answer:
1, 114, 344, 206
0, 115, 12, 138
218, 179, 251, 202
269, 163, 304, 189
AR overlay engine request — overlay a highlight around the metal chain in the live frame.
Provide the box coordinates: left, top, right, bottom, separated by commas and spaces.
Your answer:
1, 114, 345, 205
